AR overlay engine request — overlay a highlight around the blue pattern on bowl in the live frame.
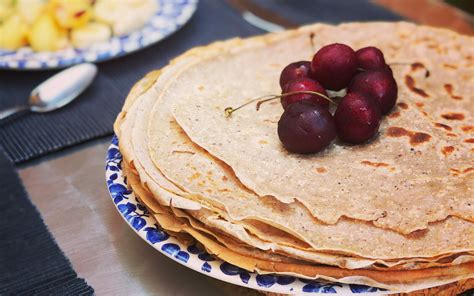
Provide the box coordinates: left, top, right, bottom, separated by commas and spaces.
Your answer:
105, 135, 388, 294
256, 274, 278, 288
277, 276, 295, 285
350, 284, 387, 293
302, 282, 342, 294
145, 226, 169, 244
201, 262, 212, 273
162, 243, 181, 256
239, 272, 250, 284
187, 245, 201, 254
197, 252, 215, 262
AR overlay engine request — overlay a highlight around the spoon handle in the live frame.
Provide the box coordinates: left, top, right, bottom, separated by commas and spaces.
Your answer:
0, 106, 30, 121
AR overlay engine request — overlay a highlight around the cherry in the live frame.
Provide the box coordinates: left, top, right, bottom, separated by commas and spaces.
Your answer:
356, 46, 386, 70
279, 61, 312, 89
281, 77, 329, 110
348, 69, 398, 115
334, 92, 381, 144
383, 64, 393, 76
278, 102, 336, 154
311, 43, 357, 91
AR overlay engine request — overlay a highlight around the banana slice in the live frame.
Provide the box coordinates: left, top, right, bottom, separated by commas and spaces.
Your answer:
92, 0, 118, 25
50, 0, 92, 29
71, 22, 111, 48
93, 0, 158, 36
16, 0, 47, 24
0, 0, 14, 23
0, 13, 29, 50
28, 12, 64, 52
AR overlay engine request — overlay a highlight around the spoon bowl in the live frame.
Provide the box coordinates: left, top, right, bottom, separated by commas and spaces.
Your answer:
0, 63, 97, 120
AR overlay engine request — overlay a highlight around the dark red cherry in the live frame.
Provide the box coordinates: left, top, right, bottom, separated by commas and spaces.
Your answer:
383, 64, 393, 76
279, 61, 312, 89
334, 92, 382, 144
348, 69, 398, 115
281, 77, 329, 110
311, 43, 357, 91
278, 102, 336, 154
356, 46, 386, 70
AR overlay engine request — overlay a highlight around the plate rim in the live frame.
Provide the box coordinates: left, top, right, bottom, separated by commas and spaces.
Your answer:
105, 135, 388, 295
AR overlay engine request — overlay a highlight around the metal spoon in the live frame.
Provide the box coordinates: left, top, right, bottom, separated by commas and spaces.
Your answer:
0, 63, 98, 121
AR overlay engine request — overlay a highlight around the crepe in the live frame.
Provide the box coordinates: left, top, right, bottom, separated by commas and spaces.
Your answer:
138, 23, 473, 259
113, 21, 474, 294
121, 65, 473, 264
123, 143, 473, 271
123, 155, 474, 293
170, 22, 474, 235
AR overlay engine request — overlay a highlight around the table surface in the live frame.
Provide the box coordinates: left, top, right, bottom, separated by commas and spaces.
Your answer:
19, 139, 260, 296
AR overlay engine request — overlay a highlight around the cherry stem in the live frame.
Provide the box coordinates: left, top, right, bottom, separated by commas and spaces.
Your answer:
225, 91, 335, 118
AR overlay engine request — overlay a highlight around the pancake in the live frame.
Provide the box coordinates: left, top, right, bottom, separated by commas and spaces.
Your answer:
123, 157, 474, 293
141, 23, 473, 260
113, 21, 474, 294
170, 22, 473, 234
125, 156, 474, 271
120, 76, 473, 269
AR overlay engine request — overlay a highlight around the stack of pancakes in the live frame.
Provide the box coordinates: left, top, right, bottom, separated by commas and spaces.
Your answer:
114, 22, 474, 294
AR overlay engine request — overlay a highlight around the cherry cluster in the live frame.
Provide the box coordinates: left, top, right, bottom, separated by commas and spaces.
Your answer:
278, 43, 398, 154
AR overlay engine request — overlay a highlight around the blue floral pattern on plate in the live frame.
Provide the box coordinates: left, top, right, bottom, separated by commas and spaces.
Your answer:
0, 0, 197, 70
105, 135, 389, 295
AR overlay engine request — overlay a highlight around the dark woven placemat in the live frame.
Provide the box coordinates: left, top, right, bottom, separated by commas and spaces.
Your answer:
0, 0, 400, 164
0, 149, 93, 295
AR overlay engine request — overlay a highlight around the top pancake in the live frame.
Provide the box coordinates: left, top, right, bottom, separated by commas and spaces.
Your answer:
169, 22, 474, 234
113, 21, 474, 293
136, 22, 474, 261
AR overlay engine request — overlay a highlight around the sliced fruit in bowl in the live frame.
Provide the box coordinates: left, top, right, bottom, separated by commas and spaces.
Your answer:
0, 13, 29, 50
0, 0, 158, 52
27, 12, 69, 52
16, 0, 47, 25
50, 0, 93, 29
93, 0, 158, 36
71, 22, 111, 48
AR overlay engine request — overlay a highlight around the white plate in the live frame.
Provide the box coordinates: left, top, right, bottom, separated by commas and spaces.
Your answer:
0, 0, 197, 70
105, 135, 389, 295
